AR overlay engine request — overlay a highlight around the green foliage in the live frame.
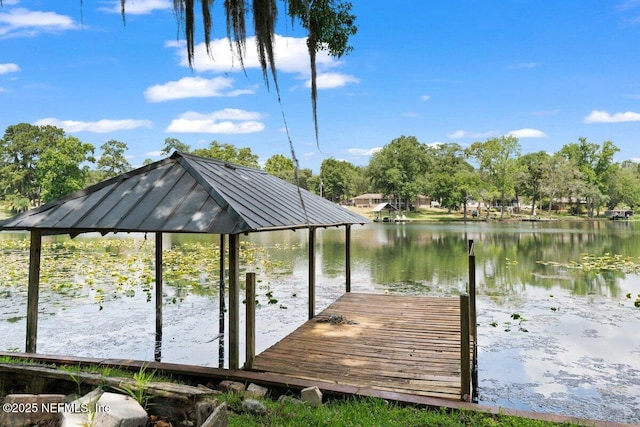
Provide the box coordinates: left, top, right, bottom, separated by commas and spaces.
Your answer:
368, 135, 429, 208
192, 141, 260, 168
320, 157, 362, 202
222, 394, 578, 426
0, 123, 95, 205
112, 364, 156, 409
97, 139, 132, 179
466, 136, 521, 218
161, 137, 191, 156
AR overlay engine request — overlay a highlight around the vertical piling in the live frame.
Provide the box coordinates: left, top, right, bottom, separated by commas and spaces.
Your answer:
229, 233, 240, 370
26, 230, 42, 353
218, 234, 226, 368
460, 294, 471, 401
345, 225, 352, 293
154, 232, 163, 362
308, 227, 316, 319
245, 272, 256, 369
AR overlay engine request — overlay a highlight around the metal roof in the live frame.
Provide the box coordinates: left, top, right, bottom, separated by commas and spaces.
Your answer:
0, 151, 369, 235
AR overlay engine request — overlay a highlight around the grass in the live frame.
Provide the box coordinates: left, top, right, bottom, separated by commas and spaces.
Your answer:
0, 357, 585, 426
220, 394, 581, 427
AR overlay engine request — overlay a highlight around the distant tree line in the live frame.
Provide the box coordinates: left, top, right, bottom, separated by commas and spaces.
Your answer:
1, 123, 639, 218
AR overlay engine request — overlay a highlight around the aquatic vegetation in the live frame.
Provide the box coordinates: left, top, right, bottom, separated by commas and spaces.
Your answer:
537, 252, 640, 274
0, 237, 299, 306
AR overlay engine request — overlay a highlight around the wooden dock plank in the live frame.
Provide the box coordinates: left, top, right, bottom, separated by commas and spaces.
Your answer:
251, 292, 473, 400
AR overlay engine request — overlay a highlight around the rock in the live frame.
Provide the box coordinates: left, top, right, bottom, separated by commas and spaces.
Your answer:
241, 399, 267, 416
278, 394, 304, 405
200, 402, 228, 427
0, 394, 66, 427
300, 386, 323, 407
60, 388, 105, 427
91, 392, 148, 427
217, 380, 245, 395
277, 395, 304, 405
195, 398, 220, 427
245, 383, 269, 399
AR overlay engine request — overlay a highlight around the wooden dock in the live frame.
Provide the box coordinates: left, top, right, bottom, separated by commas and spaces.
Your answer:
251, 292, 475, 401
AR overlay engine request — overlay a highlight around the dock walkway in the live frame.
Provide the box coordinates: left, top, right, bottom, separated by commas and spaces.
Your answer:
251, 292, 473, 401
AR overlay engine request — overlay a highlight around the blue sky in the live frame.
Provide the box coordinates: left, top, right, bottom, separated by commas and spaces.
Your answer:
2, 1, 640, 172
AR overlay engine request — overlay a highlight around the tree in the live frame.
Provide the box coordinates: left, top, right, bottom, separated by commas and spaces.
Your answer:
120, 0, 357, 141
37, 136, 95, 203
466, 136, 521, 219
192, 141, 260, 168
0, 123, 66, 205
161, 137, 191, 155
516, 151, 551, 216
606, 161, 640, 210
265, 154, 295, 178
540, 154, 583, 216
424, 143, 473, 212
367, 136, 428, 210
97, 139, 132, 179
320, 158, 359, 202
559, 137, 619, 216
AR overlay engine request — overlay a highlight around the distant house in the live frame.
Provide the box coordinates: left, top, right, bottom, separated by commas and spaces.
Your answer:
352, 193, 430, 209
352, 193, 387, 208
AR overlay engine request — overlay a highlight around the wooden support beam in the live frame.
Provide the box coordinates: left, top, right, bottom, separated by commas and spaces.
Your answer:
218, 234, 226, 369
26, 230, 42, 353
244, 272, 256, 369
155, 232, 163, 362
460, 294, 471, 402
345, 225, 351, 293
308, 227, 316, 319
468, 239, 478, 401
228, 233, 240, 370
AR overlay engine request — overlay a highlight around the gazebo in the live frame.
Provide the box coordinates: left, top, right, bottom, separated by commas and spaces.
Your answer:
0, 151, 369, 369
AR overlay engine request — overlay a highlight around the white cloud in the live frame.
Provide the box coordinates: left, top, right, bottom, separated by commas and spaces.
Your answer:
446, 129, 498, 139
584, 109, 640, 123
348, 147, 382, 157
508, 128, 547, 138
171, 35, 338, 74
100, 0, 172, 14
302, 151, 316, 158
34, 118, 153, 133
0, 63, 20, 74
166, 109, 265, 134
145, 76, 256, 102
421, 95, 431, 101
304, 72, 359, 89
167, 35, 357, 90
146, 151, 164, 157
0, 7, 79, 38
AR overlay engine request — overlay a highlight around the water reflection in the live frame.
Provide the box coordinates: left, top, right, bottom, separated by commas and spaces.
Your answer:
0, 221, 639, 423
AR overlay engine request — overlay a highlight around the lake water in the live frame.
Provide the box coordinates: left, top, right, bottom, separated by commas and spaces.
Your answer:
0, 221, 639, 424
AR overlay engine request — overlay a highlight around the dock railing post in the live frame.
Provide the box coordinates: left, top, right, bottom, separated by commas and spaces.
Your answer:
460, 294, 471, 402
26, 230, 42, 353
468, 239, 478, 402
245, 272, 256, 370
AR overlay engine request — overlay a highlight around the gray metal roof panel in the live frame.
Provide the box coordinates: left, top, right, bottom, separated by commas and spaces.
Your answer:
0, 152, 369, 235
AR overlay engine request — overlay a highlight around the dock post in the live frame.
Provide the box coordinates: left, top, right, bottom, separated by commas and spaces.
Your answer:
245, 272, 256, 369
26, 230, 42, 353
308, 227, 316, 319
468, 239, 478, 402
460, 294, 471, 401
345, 225, 351, 293
154, 232, 163, 362
229, 233, 240, 369
219, 234, 226, 368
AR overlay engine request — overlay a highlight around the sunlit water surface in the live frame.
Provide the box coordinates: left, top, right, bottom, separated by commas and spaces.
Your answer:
1, 221, 639, 424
